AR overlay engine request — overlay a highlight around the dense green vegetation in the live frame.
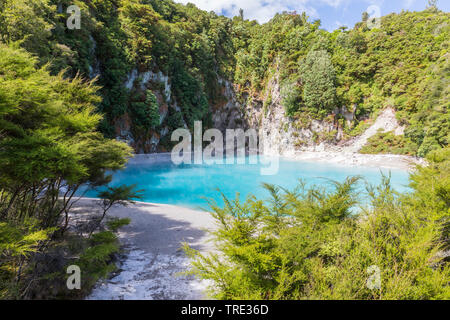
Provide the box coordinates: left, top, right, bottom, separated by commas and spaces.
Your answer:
360, 130, 418, 155
130, 90, 161, 130
232, 7, 449, 154
0, 0, 447, 155
186, 148, 450, 299
0, 0, 235, 139
0, 45, 136, 299
0, 0, 449, 300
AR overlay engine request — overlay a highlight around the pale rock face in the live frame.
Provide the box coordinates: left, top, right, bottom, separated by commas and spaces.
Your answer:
125, 69, 171, 103
139, 71, 171, 103
115, 113, 134, 147
120, 69, 177, 152
342, 107, 405, 153
242, 73, 342, 157
88, 35, 101, 79
125, 69, 138, 90
147, 133, 160, 153
120, 67, 404, 156
240, 73, 405, 157
394, 126, 405, 136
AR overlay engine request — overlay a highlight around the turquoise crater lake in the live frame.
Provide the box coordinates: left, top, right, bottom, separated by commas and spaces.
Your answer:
83, 155, 411, 209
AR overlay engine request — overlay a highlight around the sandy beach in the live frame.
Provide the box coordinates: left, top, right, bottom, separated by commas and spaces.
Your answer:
71, 199, 216, 300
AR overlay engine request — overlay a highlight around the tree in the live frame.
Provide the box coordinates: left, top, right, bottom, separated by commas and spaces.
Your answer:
300, 50, 337, 116
0, 44, 133, 223
129, 90, 161, 129
89, 184, 143, 236
146, 91, 162, 129
0, 0, 53, 57
120, 0, 160, 67
185, 151, 450, 299
281, 80, 302, 117
239, 8, 244, 20
0, 44, 133, 298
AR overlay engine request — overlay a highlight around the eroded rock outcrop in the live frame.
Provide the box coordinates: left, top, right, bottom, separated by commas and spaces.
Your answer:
113, 66, 405, 157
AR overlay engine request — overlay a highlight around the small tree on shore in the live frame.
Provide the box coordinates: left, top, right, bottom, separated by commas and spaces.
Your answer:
89, 184, 144, 236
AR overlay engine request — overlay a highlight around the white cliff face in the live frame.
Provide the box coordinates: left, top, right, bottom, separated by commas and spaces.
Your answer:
140, 71, 172, 103
119, 67, 405, 156
125, 69, 171, 103
241, 73, 342, 157
256, 103, 404, 157
125, 69, 138, 90
240, 72, 406, 157
121, 65, 354, 155
255, 74, 301, 156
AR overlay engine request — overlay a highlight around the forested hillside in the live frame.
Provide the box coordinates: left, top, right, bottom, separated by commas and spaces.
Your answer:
0, 0, 449, 301
0, 0, 448, 156
234, 8, 449, 156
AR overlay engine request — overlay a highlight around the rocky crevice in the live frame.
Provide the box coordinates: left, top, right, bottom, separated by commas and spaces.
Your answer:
115, 68, 175, 153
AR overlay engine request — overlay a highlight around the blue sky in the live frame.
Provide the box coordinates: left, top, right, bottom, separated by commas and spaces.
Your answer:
174, 0, 450, 31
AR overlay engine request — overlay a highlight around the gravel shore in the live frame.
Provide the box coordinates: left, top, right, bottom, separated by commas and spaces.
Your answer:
74, 199, 216, 300
287, 151, 425, 171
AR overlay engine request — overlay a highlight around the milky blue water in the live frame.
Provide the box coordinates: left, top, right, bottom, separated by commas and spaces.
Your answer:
83, 156, 411, 209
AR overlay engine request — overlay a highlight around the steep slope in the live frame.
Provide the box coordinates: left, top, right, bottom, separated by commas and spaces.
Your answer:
1, 0, 448, 157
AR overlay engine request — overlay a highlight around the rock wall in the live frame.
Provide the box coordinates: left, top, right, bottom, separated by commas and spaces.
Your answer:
234, 73, 404, 156
211, 77, 246, 131
238, 73, 349, 156
111, 66, 403, 156
116, 68, 247, 154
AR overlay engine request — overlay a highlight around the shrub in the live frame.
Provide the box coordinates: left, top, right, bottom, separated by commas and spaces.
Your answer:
129, 90, 161, 130
185, 152, 450, 300
77, 231, 120, 289
106, 218, 131, 232
281, 81, 302, 117
300, 50, 337, 117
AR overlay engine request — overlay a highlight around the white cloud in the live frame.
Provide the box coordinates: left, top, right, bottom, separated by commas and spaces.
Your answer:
174, 0, 322, 23
173, 0, 398, 27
